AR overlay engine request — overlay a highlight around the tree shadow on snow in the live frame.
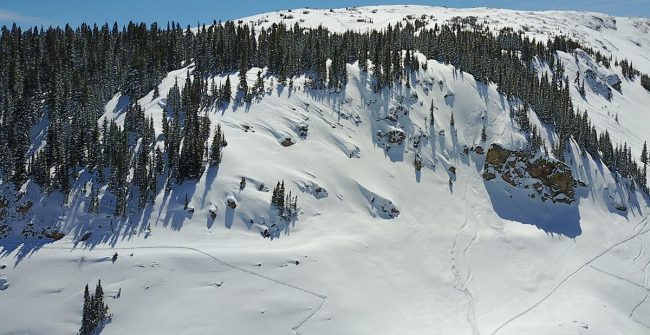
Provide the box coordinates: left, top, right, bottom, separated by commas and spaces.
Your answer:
224, 206, 235, 229
161, 182, 197, 231
0, 239, 46, 267
201, 166, 219, 210
474, 78, 489, 105
111, 95, 131, 118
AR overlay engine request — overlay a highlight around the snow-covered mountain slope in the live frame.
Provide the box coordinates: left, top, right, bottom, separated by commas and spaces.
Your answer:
241, 5, 650, 154
242, 5, 650, 74
2, 5, 650, 335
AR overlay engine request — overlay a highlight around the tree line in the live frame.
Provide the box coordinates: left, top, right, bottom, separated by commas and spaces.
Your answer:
0, 16, 647, 215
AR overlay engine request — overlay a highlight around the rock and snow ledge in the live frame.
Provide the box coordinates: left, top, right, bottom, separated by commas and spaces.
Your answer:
482, 144, 576, 204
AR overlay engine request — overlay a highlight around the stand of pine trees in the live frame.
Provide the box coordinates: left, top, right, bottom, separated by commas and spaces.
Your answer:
209, 123, 226, 167
271, 181, 298, 220
0, 16, 647, 211
80, 280, 109, 335
642, 74, 650, 93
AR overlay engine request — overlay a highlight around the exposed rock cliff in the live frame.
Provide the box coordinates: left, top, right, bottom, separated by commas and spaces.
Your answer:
483, 144, 576, 204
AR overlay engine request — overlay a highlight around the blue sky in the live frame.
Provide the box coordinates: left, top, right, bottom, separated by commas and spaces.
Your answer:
1, 0, 648, 28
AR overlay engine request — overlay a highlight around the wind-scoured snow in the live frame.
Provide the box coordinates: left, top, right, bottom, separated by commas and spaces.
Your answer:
2, 5, 650, 335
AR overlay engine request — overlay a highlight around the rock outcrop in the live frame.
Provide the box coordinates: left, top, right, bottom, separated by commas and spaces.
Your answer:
483, 144, 576, 204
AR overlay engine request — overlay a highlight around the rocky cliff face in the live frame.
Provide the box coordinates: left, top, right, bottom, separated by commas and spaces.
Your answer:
482, 144, 576, 204
575, 49, 621, 99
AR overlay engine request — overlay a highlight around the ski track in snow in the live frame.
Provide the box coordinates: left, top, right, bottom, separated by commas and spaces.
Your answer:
644, 257, 650, 290
464, 181, 481, 335
491, 216, 650, 335
588, 264, 650, 329
588, 265, 647, 291
633, 238, 644, 262
43, 245, 326, 335
629, 222, 650, 325
632, 253, 650, 327
634, 218, 647, 233
450, 173, 480, 335
630, 293, 649, 325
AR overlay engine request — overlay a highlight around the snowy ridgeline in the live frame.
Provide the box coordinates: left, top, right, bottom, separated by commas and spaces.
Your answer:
0, 5, 650, 335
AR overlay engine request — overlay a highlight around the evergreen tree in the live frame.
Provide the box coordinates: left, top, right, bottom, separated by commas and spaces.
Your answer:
271, 180, 296, 219
32, 152, 50, 189
252, 70, 265, 97
80, 280, 108, 335
209, 124, 225, 167
93, 280, 107, 322
80, 284, 93, 335
178, 75, 209, 181
642, 141, 648, 189
89, 186, 99, 213
153, 85, 160, 99
154, 147, 164, 175
222, 76, 232, 105
237, 54, 249, 102
135, 144, 150, 208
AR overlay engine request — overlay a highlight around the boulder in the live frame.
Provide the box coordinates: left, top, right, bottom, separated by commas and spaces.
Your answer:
281, 137, 294, 147
227, 197, 237, 209
0, 278, 8, 291
43, 230, 65, 241
209, 207, 218, 220
387, 129, 406, 144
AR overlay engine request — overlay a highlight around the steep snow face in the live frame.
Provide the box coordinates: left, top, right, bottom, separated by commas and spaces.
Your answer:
2, 6, 650, 335
240, 5, 650, 155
